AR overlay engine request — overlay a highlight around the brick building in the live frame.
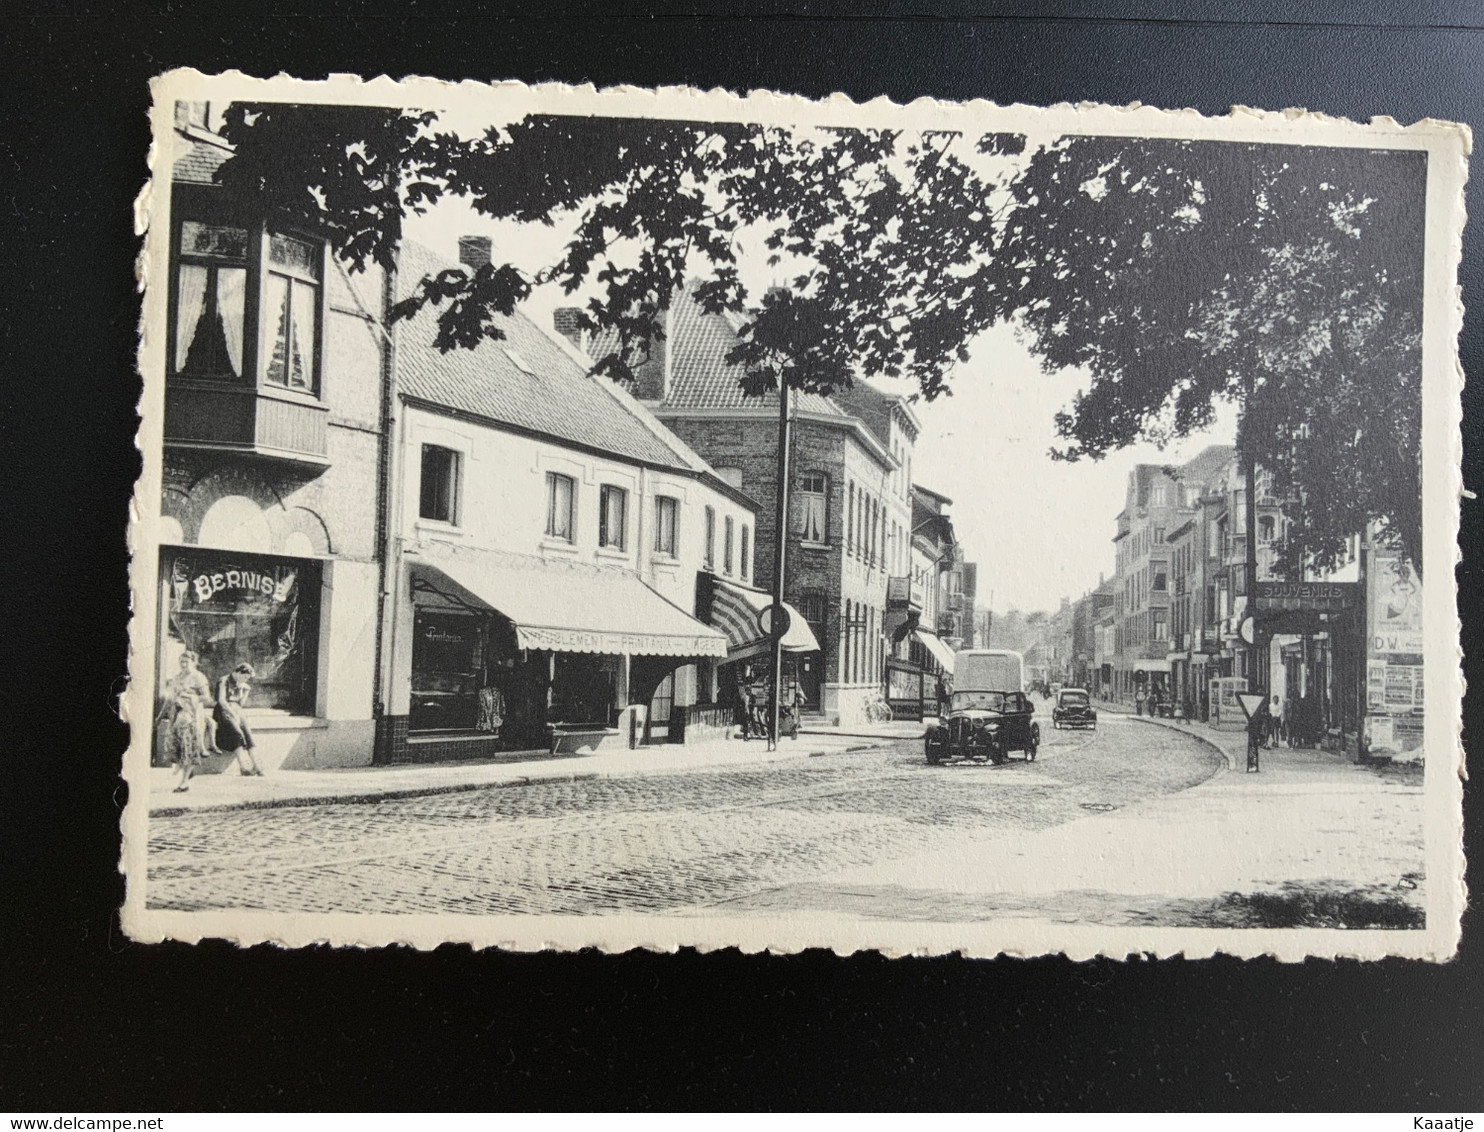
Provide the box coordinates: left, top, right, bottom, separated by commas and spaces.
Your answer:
618, 284, 921, 726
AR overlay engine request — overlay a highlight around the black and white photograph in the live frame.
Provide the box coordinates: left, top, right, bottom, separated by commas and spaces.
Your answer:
123, 70, 1466, 958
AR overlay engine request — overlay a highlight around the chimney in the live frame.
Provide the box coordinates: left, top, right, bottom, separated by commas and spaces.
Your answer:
630, 307, 668, 402
458, 235, 492, 270
553, 307, 585, 352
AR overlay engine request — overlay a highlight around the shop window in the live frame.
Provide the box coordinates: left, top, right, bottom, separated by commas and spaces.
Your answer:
409, 611, 486, 733
740, 524, 751, 581
798, 471, 828, 543
174, 221, 248, 380
420, 445, 461, 524
704, 506, 716, 570
654, 495, 678, 557
159, 549, 321, 718
546, 472, 575, 542
599, 485, 628, 550
723, 515, 735, 575
263, 234, 321, 392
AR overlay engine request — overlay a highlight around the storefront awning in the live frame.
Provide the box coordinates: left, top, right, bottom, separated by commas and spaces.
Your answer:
410, 547, 727, 658
700, 575, 820, 662
1132, 658, 1172, 673
913, 629, 957, 675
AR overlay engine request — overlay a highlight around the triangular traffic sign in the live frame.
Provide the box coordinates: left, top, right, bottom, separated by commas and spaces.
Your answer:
1236, 692, 1267, 721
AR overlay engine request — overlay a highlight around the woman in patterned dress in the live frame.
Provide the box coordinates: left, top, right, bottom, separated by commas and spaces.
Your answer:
166, 651, 214, 793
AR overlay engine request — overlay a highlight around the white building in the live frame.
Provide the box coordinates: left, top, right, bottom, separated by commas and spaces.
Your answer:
378, 239, 774, 762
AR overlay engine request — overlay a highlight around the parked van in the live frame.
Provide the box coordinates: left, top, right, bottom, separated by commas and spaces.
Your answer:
953, 649, 1025, 694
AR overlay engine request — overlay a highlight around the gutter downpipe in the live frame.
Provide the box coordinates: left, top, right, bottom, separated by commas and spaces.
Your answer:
371, 248, 400, 764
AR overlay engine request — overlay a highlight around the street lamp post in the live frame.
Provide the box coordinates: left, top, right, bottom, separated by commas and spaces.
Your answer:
767, 379, 794, 752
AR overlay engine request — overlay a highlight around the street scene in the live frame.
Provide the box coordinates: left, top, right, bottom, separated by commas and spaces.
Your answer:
127, 73, 1461, 952
146, 712, 1422, 927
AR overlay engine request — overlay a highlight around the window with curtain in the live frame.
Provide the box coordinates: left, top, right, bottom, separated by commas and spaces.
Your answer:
174, 220, 248, 381
546, 473, 575, 542
739, 525, 750, 581
723, 515, 734, 575
599, 485, 628, 550
798, 472, 828, 544
263, 232, 322, 393
704, 506, 716, 569
654, 495, 678, 557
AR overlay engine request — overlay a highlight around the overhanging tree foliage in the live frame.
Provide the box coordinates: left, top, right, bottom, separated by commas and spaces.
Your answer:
210, 106, 1425, 573
997, 136, 1425, 573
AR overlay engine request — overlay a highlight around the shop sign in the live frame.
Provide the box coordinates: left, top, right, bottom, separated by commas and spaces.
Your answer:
1253, 581, 1359, 612
173, 556, 297, 606
516, 625, 725, 657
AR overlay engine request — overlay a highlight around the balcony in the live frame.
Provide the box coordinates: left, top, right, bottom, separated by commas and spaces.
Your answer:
886, 575, 925, 612
165, 380, 330, 467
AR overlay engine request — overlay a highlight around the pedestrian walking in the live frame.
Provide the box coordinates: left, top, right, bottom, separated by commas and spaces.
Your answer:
164, 650, 214, 793
215, 663, 264, 776
1267, 693, 1285, 749
1135, 687, 1146, 716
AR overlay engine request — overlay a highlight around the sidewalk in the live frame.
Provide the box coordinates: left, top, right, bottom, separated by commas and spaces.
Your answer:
820, 713, 1426, 926
799, 718, 930, 741
145, 731, 892, 816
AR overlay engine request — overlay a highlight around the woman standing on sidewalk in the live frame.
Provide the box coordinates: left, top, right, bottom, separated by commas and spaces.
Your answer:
164, 651, 214, 793
215, 663, 264, 777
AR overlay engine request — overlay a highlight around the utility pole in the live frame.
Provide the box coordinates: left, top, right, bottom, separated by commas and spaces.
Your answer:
767, 378, 793, 752
1241, 374, 1267, 771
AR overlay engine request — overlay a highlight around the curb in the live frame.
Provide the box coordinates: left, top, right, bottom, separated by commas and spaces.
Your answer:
799, 729, 923, 741
147, 739, 890, 816
1126, 714, 1237, 773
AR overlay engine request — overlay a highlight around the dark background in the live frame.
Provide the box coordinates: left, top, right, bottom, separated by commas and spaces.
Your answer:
1, 3, 1479, 1111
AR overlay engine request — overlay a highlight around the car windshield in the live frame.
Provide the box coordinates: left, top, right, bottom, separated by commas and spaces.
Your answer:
951, 691, 1029, 713
1059, 691, 1089, 707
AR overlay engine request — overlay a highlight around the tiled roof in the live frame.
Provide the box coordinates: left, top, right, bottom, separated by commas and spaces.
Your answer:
395, 242, 708, 473
172, 131, 232, 185
659, 285, 845, 417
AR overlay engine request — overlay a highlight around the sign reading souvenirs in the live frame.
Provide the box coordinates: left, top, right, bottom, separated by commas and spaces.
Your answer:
1253, 581, 1361, 613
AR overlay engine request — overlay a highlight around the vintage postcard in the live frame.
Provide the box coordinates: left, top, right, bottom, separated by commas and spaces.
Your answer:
123, 70, 1468, 958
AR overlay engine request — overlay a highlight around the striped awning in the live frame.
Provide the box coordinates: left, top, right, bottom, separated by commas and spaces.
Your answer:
913, 629, 957, 675
698, 574, 820, 662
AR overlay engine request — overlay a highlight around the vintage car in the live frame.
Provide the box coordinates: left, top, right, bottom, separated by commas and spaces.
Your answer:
924, 690, 1041, 765
1051, 687, 1098, 730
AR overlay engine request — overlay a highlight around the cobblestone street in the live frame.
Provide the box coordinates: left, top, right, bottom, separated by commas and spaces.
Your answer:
147, 716, 1230, 918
